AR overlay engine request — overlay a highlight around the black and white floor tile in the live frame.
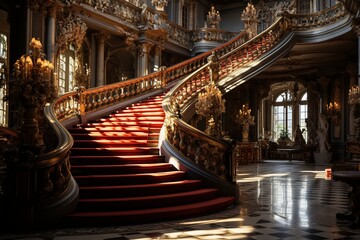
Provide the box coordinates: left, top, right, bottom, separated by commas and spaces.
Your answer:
2, 160, 360, 240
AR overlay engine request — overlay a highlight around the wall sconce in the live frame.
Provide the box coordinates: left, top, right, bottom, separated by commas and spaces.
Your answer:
325, 101, 341, 125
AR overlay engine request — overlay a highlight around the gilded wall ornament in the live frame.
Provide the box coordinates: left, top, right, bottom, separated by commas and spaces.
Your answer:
56, 10, 87, 53
151, 0, 168, 11
95, 0, 110, 12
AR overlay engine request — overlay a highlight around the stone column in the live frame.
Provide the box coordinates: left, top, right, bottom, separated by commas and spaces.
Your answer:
353, 20, 360, 85
311, 0, 317, 13
318, 76, 329, 113
90, 34, 97, 88
177, 0, 184, 26
189, 0, 196, 30
347, 63, 358, 138
137, 42, 153, 77
358, 34, 360, 86
153, 45, 163, 72
95, 32, 108, 86
46, 6, 57, 64
306, 81, 318, 145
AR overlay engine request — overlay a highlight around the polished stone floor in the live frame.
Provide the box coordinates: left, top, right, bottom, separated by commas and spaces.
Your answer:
2, 160, 360, 240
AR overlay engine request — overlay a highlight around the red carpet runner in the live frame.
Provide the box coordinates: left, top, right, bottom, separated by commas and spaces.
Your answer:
66, 93, 235, 226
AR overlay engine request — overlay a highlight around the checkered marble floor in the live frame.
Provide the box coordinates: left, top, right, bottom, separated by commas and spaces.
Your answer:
2, 160, 360, 240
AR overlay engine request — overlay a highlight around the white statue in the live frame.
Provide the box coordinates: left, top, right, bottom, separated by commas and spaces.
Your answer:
314, 112, 331, 164
316, 113, 330, 153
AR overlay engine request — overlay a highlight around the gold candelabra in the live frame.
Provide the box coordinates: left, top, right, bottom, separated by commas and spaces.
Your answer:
237, 104, 255, 126
236, 104, 255, 142
10, 38, 57, 146
195, 80, 225, 138
207, 5, 221, 28
349, 85, 360, 105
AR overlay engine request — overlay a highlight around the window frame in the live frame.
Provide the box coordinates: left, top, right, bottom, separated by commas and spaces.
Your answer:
58, 44, 76, 94
272, 89, 308, 142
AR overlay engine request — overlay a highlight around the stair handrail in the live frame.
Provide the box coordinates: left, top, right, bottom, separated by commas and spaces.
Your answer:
49, 30, 248, 124
162, 2, 349, 182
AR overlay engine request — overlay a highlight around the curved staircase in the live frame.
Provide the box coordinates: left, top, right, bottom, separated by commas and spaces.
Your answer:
65, 93, 235, 227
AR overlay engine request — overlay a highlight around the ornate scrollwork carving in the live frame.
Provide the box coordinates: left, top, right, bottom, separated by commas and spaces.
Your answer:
94, 0, 110, 12
56, 9, 87, 54
29, 0, 58, 15
151, 0, 168, 11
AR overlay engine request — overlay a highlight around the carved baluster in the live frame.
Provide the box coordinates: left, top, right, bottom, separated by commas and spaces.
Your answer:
179, 130, 187, 154
41, 166, 54, 196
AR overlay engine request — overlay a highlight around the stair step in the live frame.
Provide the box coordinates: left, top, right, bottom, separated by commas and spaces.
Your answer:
66, 197, 235, 227
71, 163, 174, 175
74, 171, 186, 186
69, 126, 161, 132
66, 92, 234, 227
76, 188, 218, 211
104, 116, 165, 121
72, 139, 158, 148
75, 121, 164, 127
70, 155, 165, 165
70, 147, 159, 156
78, 180, 203, 198
70, 132, 158, 140
120, 107, 164, 113
109, 112, 165, 117
126, 104, 163, 109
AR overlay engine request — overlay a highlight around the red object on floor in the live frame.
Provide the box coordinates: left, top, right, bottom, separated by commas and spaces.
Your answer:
65, 93, 235, 227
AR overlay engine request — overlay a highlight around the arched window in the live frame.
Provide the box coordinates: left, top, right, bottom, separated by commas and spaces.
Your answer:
273, 90, 293, 140
58, 44, 76, 94
272, 88, 308, 142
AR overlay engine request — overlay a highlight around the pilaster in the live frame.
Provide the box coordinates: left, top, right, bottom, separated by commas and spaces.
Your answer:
95, 32, 109, 86
46, 5, 57, 64
137, 42, 154, 77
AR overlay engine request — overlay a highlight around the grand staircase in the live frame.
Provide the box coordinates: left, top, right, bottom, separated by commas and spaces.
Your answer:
65, 93, 235, 226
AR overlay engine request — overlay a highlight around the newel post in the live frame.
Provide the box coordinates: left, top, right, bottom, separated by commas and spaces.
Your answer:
77, 86, 87, 124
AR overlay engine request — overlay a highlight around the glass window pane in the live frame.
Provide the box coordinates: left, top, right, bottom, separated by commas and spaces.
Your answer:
0, 34, 7, 59
300, 104, 308, 142
59, 54, 66, 94
69, 56, 75, 91
272, 89, 308, 143
301, 92, 307, 101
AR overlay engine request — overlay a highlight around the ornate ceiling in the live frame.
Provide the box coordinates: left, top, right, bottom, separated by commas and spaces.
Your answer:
254, 31, 357, 80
